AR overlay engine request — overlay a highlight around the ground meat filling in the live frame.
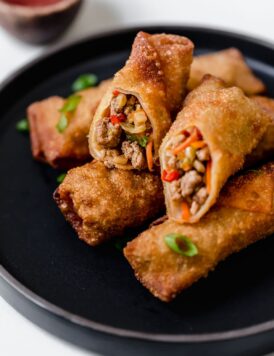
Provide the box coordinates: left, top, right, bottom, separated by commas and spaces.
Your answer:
122, 141, 147, 170
95, 91, 152, 169
162, 126, 211, 218
96, 118, 122, 148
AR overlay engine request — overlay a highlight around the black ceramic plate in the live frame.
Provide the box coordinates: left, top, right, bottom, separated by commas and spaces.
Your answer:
0, 26, 274, 356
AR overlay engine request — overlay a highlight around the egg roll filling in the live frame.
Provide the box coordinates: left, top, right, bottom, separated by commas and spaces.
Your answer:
94, 90, 153, 170
162, 126, 211, 219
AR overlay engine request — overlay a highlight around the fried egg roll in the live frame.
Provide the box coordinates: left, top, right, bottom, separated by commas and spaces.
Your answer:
28, 79, 111, 169
188, 48, 265, 95
54, 160, 164, 246
246, 96, 274, 166
124, 163, 274, 302
89, 32, 193, 171
160, 75, 271, 223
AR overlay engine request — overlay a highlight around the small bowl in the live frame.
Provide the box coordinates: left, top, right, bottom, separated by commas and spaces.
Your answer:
0, 0, 82, 44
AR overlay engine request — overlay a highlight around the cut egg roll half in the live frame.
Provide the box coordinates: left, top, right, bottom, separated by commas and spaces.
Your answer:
160, 75, 271, 223
89, 31, 193, 171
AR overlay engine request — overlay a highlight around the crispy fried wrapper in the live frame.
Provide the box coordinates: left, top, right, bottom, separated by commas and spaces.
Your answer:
89, 32, 193, 171
28, 80, 111, 169
188, 48, 266, 95
245, 96, 274, 166
54, 160, 164, 246
160, 75, 271, 223
124, 163, 274, 302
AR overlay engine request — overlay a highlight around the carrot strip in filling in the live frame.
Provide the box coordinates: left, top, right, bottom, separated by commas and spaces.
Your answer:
206, 160, 212, 194
181, 201, 191, 221
191, 140, 206, 149
163, 126, 211, 217
146, 141, 154, 172
173, 127, 201, 155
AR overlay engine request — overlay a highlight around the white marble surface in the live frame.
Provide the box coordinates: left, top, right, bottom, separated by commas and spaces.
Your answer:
1, 0, 274, 355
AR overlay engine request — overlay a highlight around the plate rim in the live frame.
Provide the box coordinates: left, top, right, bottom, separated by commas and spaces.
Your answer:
0, 23, 273, 96
1, 24, 274, 344
2, 265, 274, 343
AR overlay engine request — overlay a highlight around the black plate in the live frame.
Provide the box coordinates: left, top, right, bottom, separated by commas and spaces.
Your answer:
1, 26, 274, 356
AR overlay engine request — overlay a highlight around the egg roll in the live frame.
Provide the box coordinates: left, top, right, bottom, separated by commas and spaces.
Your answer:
89, 31, 193, 171
159, 75, 271, 223
28, 79, 111, 169
246, 96, 274, 166
53, 160, 164, 246
124, 163, 274, 302
188, 48, 266, 95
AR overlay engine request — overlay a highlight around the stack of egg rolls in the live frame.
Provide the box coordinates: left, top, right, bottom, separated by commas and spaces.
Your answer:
28, 79, 111, 169
54, 75, 273, 249
53, 31, 195, 246
89, 31, 193, 171
47, 36, 274, 304
124, 162, 274, 302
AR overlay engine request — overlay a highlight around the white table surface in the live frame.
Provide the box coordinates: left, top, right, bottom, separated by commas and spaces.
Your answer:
1, 1, 274, 355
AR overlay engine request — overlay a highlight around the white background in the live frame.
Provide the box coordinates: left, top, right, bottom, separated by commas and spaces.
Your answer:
1, 1, 274, 355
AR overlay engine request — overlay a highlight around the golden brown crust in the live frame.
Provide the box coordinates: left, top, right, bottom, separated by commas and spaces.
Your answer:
54, 160, 165, 246
188, 48, 266, 95
28, 96, 65, 165
252, 96, 274, 116
124, 163, 274, 302
245, 96, 274, 166
218, 164, 274, 214
28, 80, 111, 169
160, 75, 271, 223
89, 32, 193, 169
149, 34, 194, 114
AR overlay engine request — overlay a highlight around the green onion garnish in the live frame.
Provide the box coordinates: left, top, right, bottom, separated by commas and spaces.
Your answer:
72, 74, 98, 92
59, 95, 82, 113
16, 118, 29, 133
164, 233, 198, 257
56, 113, 68, 133
126, 134, 149, 148
138, 135, 149, 148
56, 95, 82, 133
57, 173, 66, 184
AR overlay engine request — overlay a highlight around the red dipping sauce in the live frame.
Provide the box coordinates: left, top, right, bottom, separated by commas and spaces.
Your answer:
3, 0, 62, 6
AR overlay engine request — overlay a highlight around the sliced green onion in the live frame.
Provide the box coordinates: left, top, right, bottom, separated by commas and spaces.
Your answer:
126, 133, 149, 148
16, 118, 29, 133
59, 95, 82, 113
126, 133, 137, 142
72, 74, 98, 92
57, 173, 66, 184
56, 113, 68, 133
164, 233, 198, 257
57, 95, 81, 133
138, 135, 149, 148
